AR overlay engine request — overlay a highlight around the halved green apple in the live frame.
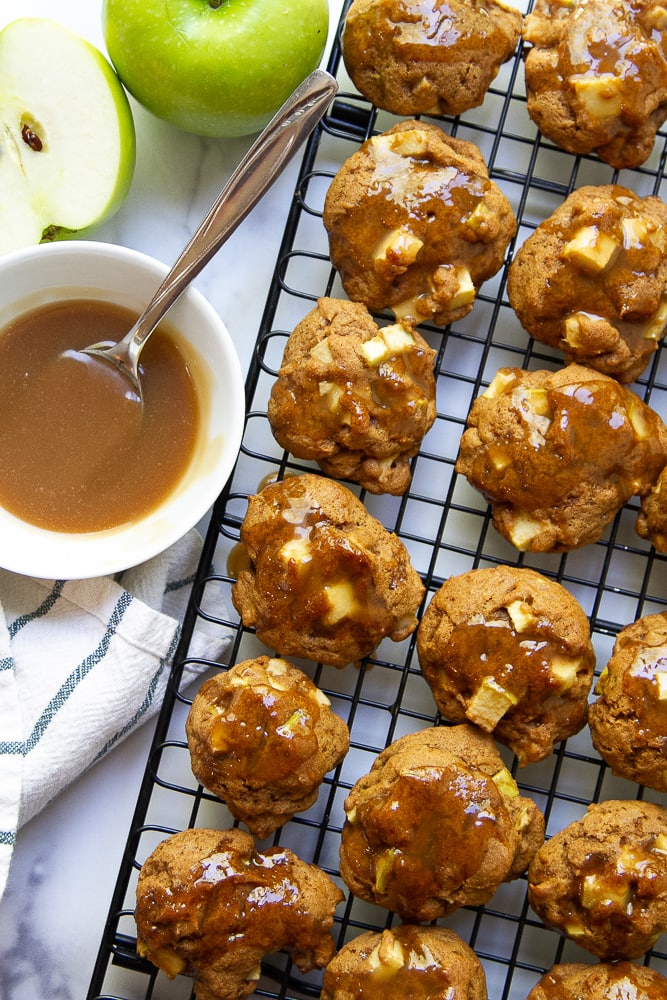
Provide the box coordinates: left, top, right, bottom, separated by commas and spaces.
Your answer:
0, 17, 136, 255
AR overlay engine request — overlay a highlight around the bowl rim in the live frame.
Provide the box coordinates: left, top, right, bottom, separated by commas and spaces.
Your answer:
0, 240, 246, 580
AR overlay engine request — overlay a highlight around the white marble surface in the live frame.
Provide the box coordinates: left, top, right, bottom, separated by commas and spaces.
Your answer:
0, 2, 342, 997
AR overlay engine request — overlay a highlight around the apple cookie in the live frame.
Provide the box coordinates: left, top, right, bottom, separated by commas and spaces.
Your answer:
321, 924, 488, 1000
185, 656, 350, 839
588, 611, 667, 792
526, 961, 667, 1000
455, 363, 667, 552
339, 723, 545, 921
528, 799, 667, 960
323, 120, 517, 328
231, 472, 424, 668
342, 0, 521, 117
134, 827, 343, 1000
522, 0, 667, 169
416, 565, 596, 765
636, 465, 667, 551
267, 297, 437, 495
507, 185, 667, 383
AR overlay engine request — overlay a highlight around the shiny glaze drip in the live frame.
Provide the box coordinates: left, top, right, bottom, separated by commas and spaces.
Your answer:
323, 925, 456, 998
142, 846, 310, 960
206, 665, 322, 783
443, 613, 561, 701
344, 763, 508, 911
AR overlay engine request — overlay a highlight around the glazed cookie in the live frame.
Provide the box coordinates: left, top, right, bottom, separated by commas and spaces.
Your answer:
322, 924, 488, 1000
342, 0, 522, 117
455, 363, 667, 552
135, 827, 344, 1000
528, 799, 667, 960
416, 565, 596, 765
522, 0, 667, 169
507, 185, 667, 383
527, 961, 667, 1000
588, 611, 667, 792
636, 464, 667, 551
231, 473, 424, 668
323, 120, 517, 327
267, 298, 436, 495
339, 723, 545, 921
185, 657, 350, 838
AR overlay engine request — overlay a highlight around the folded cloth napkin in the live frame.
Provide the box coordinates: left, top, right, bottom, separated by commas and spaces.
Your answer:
0, 527, 230, 901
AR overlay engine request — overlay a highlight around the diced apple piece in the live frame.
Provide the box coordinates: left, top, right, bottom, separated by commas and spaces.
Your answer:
562, 225, 620, 273
655, 665, 667, 700
507, 512, 545, 550
367, 931, 406, 975
581, 873, 632, 910
627, 399, 651, 440
392, 293, 422, 324
488, 444, 512, 471
467, 676, 519, 729
448, 267, 476, 310
483, 370, 516, 398
373, 225, 424, 267
642, 297, 667, 342
381, 323, 416, 354
573, 74, 624, 119
622, 216, 649, 249
492, 765, 519, 798
389, 128, 430, 157
465, 201, 491, 232
148, 946, 187, 978
645, 5, 667, 29
506, 599, 537, 632
653, 833, 667, 853
361, 335, 391, 366
310, 339, 334, 365
374, 848, 400, 893
550, 655, 581, 690
265, 657, 290, 683
276, 708, 308, 737
279, 537, 312, 565
323, 580, 358, 624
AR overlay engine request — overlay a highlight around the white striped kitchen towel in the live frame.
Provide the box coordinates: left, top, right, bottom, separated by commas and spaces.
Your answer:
0, 527, 230, 901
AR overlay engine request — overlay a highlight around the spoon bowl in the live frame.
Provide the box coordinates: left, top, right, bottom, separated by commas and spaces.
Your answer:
74, 68, 338, 401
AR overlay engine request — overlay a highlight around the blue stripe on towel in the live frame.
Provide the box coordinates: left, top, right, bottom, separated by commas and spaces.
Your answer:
0, 590, 134, 758
94, 625, 181, 762
8, 581, 65, 639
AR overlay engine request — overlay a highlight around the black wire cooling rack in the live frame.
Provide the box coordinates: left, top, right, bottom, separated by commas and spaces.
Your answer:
88, 4, 667, 998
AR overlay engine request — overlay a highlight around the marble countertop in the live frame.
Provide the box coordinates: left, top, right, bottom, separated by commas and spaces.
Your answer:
0, 2, 343, 997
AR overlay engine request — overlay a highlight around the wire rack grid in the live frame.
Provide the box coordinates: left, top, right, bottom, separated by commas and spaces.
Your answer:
89, 3, 667, 998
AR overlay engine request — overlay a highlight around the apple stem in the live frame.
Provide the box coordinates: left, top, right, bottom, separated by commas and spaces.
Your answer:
208, 0, 225, 7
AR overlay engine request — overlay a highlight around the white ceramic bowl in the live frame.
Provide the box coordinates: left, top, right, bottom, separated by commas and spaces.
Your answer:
0, 240, 245, 580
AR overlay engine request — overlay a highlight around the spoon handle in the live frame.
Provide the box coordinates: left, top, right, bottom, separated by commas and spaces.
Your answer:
123, 68, 338, 360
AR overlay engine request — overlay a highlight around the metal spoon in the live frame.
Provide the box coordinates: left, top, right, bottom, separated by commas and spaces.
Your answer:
75, 69, 338, 401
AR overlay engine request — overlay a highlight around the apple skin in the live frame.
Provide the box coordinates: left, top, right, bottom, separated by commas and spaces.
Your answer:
102, 0, 330, 138
0, 17, 136, 255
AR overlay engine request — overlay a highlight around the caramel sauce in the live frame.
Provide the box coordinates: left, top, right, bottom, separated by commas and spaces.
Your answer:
443, 615, 558, 700
142, 845, 316, 963
323, 925, 455, 998
248, 479, 387, 632
344, 764, 507, 910
226, 540, 251, 579
0, 299, 198, 532
624, 646, 667, 734
207, 671, 321, 784
364, 0, 516, 60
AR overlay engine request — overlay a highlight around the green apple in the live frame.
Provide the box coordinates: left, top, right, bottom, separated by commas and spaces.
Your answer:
102, 0, 330, 138
0, 17, 136, 256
